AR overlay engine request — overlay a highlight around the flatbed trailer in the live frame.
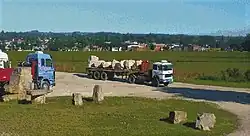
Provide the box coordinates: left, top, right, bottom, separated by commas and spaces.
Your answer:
85, 67, 163, 87
86, 59, 174, 87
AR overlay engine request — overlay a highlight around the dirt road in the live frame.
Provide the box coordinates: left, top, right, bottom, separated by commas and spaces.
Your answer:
48, 72, 250, 136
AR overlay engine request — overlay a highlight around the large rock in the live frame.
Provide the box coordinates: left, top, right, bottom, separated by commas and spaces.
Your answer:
88, 55, 99, 62
1, 94, 18, 102
92, 85, 104, 103
89, 60, 105, 68
136, 60, 143, 66
168, 111, 187, 124
100, 61, 112, 68
120, 60, 127, 68
8, 67, 32, 95
123, 60, 136, 70
72, 93, 83, 106
114, 63, 123, 70
195, 113, 216, 131
111, 59, 120, 69
33, 95, 46, 104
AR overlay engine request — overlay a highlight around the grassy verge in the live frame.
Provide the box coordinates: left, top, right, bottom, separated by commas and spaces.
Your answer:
0, 96, 237, 136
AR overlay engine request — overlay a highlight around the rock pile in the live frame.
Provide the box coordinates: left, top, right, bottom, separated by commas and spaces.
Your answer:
88, 55, 143, 70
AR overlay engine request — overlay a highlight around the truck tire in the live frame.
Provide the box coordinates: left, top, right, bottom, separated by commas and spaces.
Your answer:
41, 81, 50, 90
93, 71, 101, 80
88, 71, 93, 79
152, 77, 160, 87
128, 74, 136, 84
100, 72, 108, 80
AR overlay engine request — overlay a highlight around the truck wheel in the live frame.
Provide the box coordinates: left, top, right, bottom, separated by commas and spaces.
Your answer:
152, 77, 160, 87
128, 74, 136, 84
100, 72, 108, 80
93, 71, 101, 80
41, 81, 50, 90
88, 71, 93, 79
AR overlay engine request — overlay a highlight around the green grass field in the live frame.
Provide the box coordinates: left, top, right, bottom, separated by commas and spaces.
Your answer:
7, 51, 250, 88
0, 96, 237, 136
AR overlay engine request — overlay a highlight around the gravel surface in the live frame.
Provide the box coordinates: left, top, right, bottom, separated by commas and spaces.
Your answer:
48, 72, 250, 136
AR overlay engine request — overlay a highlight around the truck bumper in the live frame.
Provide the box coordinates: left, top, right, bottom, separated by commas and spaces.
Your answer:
160, 78, 173, 84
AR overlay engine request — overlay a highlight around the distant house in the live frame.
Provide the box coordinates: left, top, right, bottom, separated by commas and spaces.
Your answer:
192, 45, 202, 51
111, 47, 122, 51
171, 47, 182, 51
183, 46, 192, 51
224, 47, 233, 52
71, 46, 79, 51
153, 43, 166, 51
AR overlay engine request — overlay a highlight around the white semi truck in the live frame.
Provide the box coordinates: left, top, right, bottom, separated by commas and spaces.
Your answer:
86, 59, 174, 87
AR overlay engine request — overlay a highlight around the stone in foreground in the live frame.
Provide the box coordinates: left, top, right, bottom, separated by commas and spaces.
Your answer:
1, 94, 18, 102
168, 111, 187, 124
195, 113, 216, 131
33, 95, 46, 104
92, 85, 104, 103
72, 93, 83, 106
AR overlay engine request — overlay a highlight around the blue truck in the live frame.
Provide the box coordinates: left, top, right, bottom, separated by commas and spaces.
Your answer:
19, 51, 55, 90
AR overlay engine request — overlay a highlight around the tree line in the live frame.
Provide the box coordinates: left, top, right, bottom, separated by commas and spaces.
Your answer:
0, 30, 249, 51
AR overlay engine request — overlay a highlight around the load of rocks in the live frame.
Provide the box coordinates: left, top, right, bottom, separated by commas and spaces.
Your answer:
88, 55, 143, 70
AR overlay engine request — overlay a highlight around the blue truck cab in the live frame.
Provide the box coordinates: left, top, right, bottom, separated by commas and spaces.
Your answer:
25, 51, 55, 90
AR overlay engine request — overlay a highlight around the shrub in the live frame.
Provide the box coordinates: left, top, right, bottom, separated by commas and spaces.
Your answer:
197, 73, 220, 81
197, 68, 249, 82
225, 68, 241, 78
244, 69, 250, 81
222, 68, 246, 82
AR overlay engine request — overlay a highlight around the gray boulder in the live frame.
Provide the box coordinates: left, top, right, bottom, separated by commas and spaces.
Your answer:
72, 93, 83, 106
33, 95, 46, 104
92, 85, 104, 103
168, 110, 187, 124
195, 113, 216, 131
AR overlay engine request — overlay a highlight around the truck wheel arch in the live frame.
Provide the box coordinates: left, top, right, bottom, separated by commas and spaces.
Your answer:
41, 79, 50, 90
152, 76, 160, 87
153, 75, 159, 80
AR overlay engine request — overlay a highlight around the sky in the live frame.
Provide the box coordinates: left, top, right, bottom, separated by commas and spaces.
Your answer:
0, 0, 249, 35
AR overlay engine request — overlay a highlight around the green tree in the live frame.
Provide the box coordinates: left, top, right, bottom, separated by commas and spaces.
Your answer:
148, 43, 155, 50
242, 34, 250, 51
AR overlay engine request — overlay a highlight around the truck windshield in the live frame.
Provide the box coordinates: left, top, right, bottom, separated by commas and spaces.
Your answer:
159, 64, 173, 71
